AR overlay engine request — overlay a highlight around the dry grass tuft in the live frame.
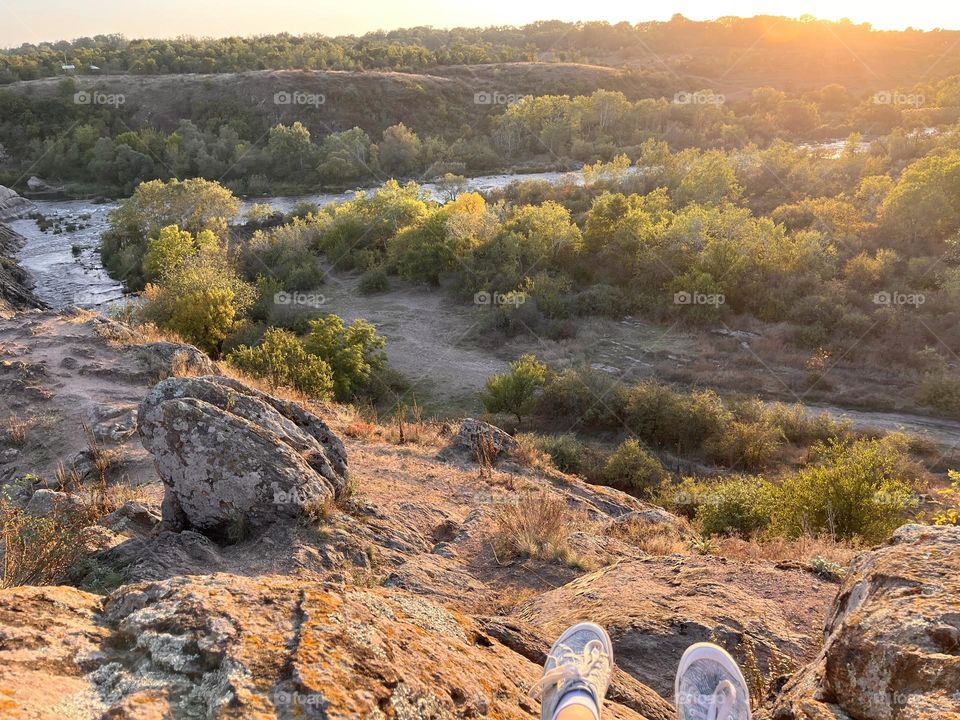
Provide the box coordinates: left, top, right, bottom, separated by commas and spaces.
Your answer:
0, 499, 93, 588
344, 420, 379, 440
6, 416, 27, 446
736, 636, 797, 709
510, 433, 552, 469
490, 491, 590, 569
713, 533, 859, 567
607, 516, 690, 556
81, 422, 122, 482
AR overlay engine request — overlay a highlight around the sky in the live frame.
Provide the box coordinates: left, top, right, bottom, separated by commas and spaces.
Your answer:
3, 0, 960, 48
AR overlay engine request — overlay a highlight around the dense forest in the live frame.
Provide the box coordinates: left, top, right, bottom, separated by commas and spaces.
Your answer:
5, 17, 960, 81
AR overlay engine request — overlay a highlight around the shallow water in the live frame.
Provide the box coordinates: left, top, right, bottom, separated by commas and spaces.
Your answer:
8, 199, 124, 309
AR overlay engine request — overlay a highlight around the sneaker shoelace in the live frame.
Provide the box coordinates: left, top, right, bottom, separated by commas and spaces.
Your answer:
529, 639, 611, 700
706, 679, 737, 720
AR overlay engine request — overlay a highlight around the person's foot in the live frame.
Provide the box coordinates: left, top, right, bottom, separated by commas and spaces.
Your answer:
531, 622, 613, 720
675, 643, 752, 720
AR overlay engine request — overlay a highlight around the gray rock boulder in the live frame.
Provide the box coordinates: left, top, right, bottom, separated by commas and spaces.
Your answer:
131, 341, 214, 381
25, 489, 85, 517
0, 185, 34, 222
456, 418, 515, 456
138, 375, 348, 537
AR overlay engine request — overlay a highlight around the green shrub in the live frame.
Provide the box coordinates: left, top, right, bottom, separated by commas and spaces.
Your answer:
532, 434, 605, 479
303, 315, 387, 401
535, 367, 628, 429
603, 439, 668, 494
358, 268, 390, 294
917, 374, 960, 417
575, 284, 629, 317
139, 250, 255, 356
767, 438, 917, 542
535, 433, 585, 473
241, 219, 325, 290
227, 327, 334, 398
480, 354, 547, 423
625, 382, 732, 453
693, 475, 772, 537
704, 420, 782, 469
761, 402, 852, 445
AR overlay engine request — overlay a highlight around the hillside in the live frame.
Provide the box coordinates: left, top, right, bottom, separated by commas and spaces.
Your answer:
0, 309, 957, 718
0, 63, 665, 138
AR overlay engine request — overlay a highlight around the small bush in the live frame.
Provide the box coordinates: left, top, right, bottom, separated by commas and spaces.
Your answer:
535, 367, 628, 429
625, 382, 732, 454
535, 434, 587, 474
575, 284, 629, 317
511, 433, 551, 468
1, 499, 93, 588
917, 374, 960, 417
358, 268, 390, 294
693, 475, 772, 537
603, 438, 668, 494
704, 420, 782, 469
227, 327, 334, 398
767, 437, 917, 542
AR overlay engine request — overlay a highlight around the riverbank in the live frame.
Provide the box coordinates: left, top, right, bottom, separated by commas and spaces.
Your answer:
0, 223, 47, 312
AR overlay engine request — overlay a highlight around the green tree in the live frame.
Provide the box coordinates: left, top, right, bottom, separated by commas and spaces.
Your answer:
142, 224, 220, 282
103, 178, 239, 289
879, 149, 960, 253
140, 251, 254, 355
378, 123, 422, 176
303, 315, 387, 400
388, 192, 495, 284
480, 354, 547, 422
317, 127, 372, 182
267, 121, 317, 176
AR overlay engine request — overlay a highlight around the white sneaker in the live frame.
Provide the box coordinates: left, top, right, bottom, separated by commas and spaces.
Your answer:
675, 643, 752, 720
531, 622, 613, 720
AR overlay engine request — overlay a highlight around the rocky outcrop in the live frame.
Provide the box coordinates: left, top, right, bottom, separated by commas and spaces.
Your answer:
0, 573, 658, 719
0, 224, 45, 310
515, 555, 837, 698
0, 184, 35, 222
138, 375, 349, 536
764, 524, 960, 720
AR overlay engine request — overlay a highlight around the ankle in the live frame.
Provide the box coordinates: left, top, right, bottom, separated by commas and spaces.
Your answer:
552, 689, 600, 720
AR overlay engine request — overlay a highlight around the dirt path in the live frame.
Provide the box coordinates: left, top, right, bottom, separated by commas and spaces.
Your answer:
315, 273, 510, 414
314, 274, 960, 452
